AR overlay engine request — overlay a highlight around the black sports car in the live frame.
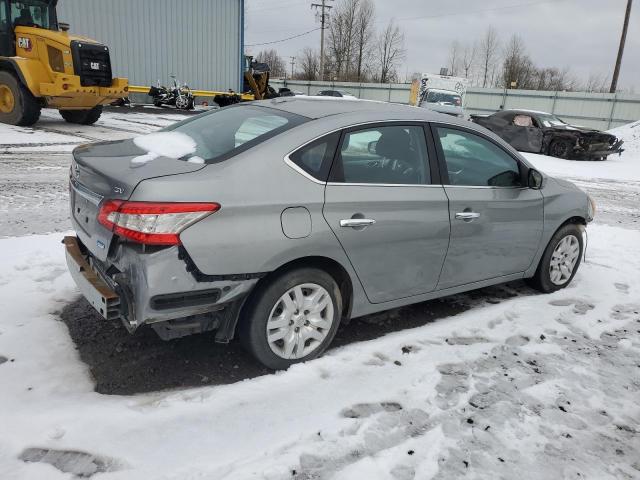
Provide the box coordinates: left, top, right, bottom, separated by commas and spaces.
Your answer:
471, 109, 624, 160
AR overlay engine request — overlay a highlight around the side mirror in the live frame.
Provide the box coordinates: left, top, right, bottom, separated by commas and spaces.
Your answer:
367, 140, 378, 155
59, 22, 70, 32
528, 168, 544, 189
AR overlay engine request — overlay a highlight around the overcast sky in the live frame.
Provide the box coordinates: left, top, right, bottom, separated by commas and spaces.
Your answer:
244, 0, 639, 91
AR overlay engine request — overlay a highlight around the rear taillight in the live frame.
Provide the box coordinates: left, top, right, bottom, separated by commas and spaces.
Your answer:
98, 200, 220, 245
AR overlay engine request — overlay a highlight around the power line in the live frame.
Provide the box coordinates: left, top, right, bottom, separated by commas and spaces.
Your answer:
382, 0, 574, 23
245, 27, 321, 47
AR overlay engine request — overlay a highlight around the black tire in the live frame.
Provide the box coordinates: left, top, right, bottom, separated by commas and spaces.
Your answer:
526, 223, 584, 293
0, 70, 41, 126
548, 138, 572, 159
59, 105, 102, 125
238, 268, 342, 370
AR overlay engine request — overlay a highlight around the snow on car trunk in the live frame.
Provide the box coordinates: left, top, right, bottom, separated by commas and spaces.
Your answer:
0, 223, 639, 479
70, 136, 206, 259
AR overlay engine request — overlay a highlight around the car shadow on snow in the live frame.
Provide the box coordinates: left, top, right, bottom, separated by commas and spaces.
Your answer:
58, 281, 534, 395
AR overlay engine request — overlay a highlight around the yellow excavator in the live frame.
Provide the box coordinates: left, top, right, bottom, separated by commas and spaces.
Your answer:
0, 0, 127, 126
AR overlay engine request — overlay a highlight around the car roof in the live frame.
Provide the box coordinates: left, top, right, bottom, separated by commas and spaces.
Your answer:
504, 109, 553, 116
252, 97, 464, 122
428, 88, 460, 95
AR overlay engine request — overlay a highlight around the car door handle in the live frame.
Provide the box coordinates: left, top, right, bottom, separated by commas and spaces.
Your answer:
340, 218, 376, 228
455, 212, 481, 220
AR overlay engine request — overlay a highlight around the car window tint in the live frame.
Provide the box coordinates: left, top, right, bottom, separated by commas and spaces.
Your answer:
436, 127, 521, 187
289, 133, 339, 181
165, 105, 307, 164
235, 115, 288, 147
332, 125, 429, 185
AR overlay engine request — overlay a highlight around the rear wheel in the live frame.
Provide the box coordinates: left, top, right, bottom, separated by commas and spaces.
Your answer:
59, 105, 103, 125
239, 268, 342, 370
0, 70, 41, 126
548, 138, 572, 159
527, 223, 584, 293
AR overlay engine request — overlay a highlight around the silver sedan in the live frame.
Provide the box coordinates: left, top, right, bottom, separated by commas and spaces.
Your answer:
65, 98, 594, 369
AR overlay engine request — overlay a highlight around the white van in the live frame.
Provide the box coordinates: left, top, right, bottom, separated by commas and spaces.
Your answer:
412, 74, 469, 118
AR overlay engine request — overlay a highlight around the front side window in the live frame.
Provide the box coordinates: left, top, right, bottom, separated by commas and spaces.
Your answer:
436, 127, 521, 187
331, 125, 430, 185
11, 0, 52, 29
166, 105, 308, 163
289, 133, 339, 181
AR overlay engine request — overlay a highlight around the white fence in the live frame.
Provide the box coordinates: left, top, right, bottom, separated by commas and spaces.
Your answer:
271, 79, 640, 130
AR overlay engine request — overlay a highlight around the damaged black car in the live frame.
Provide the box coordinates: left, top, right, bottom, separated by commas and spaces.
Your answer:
471, 109, 624, 160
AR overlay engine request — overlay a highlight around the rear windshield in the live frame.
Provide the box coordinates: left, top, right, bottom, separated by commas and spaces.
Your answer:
165, 105, 308, 163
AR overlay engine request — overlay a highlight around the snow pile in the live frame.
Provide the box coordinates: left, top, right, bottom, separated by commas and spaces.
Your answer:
1, 225, 639, 479
131, 131, 197, 166
608, 120, 640, 158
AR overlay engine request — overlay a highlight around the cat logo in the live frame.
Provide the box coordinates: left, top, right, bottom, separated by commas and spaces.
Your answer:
90, 62, 100, 71
17, 37, 32, 52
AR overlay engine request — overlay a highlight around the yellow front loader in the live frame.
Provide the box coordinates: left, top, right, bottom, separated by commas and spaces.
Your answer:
0, 0, 127, 126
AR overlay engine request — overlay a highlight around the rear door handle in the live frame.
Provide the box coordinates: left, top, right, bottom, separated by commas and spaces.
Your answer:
340, 218, 376, 228
455, 212, 481, 220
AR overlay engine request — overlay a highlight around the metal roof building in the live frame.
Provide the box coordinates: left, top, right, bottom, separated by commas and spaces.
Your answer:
58, 0, 244, 92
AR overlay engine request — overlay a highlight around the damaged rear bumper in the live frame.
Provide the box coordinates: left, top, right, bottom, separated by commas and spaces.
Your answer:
64, 235, 261, 342
64, 236, 121, 320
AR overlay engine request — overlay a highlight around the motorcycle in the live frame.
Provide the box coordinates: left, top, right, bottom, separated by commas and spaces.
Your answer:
148, 76, 195, 110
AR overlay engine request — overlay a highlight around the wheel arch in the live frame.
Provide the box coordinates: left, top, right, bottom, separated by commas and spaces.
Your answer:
0, 59, 25, 84
526, 214, 587, 279
243, 255, 355, 325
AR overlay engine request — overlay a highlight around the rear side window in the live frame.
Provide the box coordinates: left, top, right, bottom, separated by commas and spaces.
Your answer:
166, 105, 308, 163
289, 133, 339, 181
330, 125, 430, 185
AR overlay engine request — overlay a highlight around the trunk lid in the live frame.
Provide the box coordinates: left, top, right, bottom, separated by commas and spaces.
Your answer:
70, 139, 206, 260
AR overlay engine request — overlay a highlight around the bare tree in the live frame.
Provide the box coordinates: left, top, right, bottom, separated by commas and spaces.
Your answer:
255, 49, 286, 78
501, 34, 536, 89
375, 19, 405, 83
296, 47, 320, 81
354, 0, 375, 81
461, 42, 477, 79
584, 72, 610, 93
327, 0, 360, 81
447, 40, 460, 76
479, 26, 499, 87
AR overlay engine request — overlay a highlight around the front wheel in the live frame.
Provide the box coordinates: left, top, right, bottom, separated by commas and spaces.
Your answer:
527, 223, 584, 293
59, 105, 102, 125
239, 268, 342, 370
548, 138, 572, 159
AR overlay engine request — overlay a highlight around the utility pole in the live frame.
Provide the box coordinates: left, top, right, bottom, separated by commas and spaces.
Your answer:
290, 56, 296, 78
610, 0, 633, 93
311, 0, 333, 81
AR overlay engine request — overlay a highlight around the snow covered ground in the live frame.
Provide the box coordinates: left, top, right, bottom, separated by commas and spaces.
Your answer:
0, 111, 639, 479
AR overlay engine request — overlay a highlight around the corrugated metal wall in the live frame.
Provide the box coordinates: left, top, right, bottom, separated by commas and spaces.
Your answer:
271, 79, 640, 130
58, 0, 243, 91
